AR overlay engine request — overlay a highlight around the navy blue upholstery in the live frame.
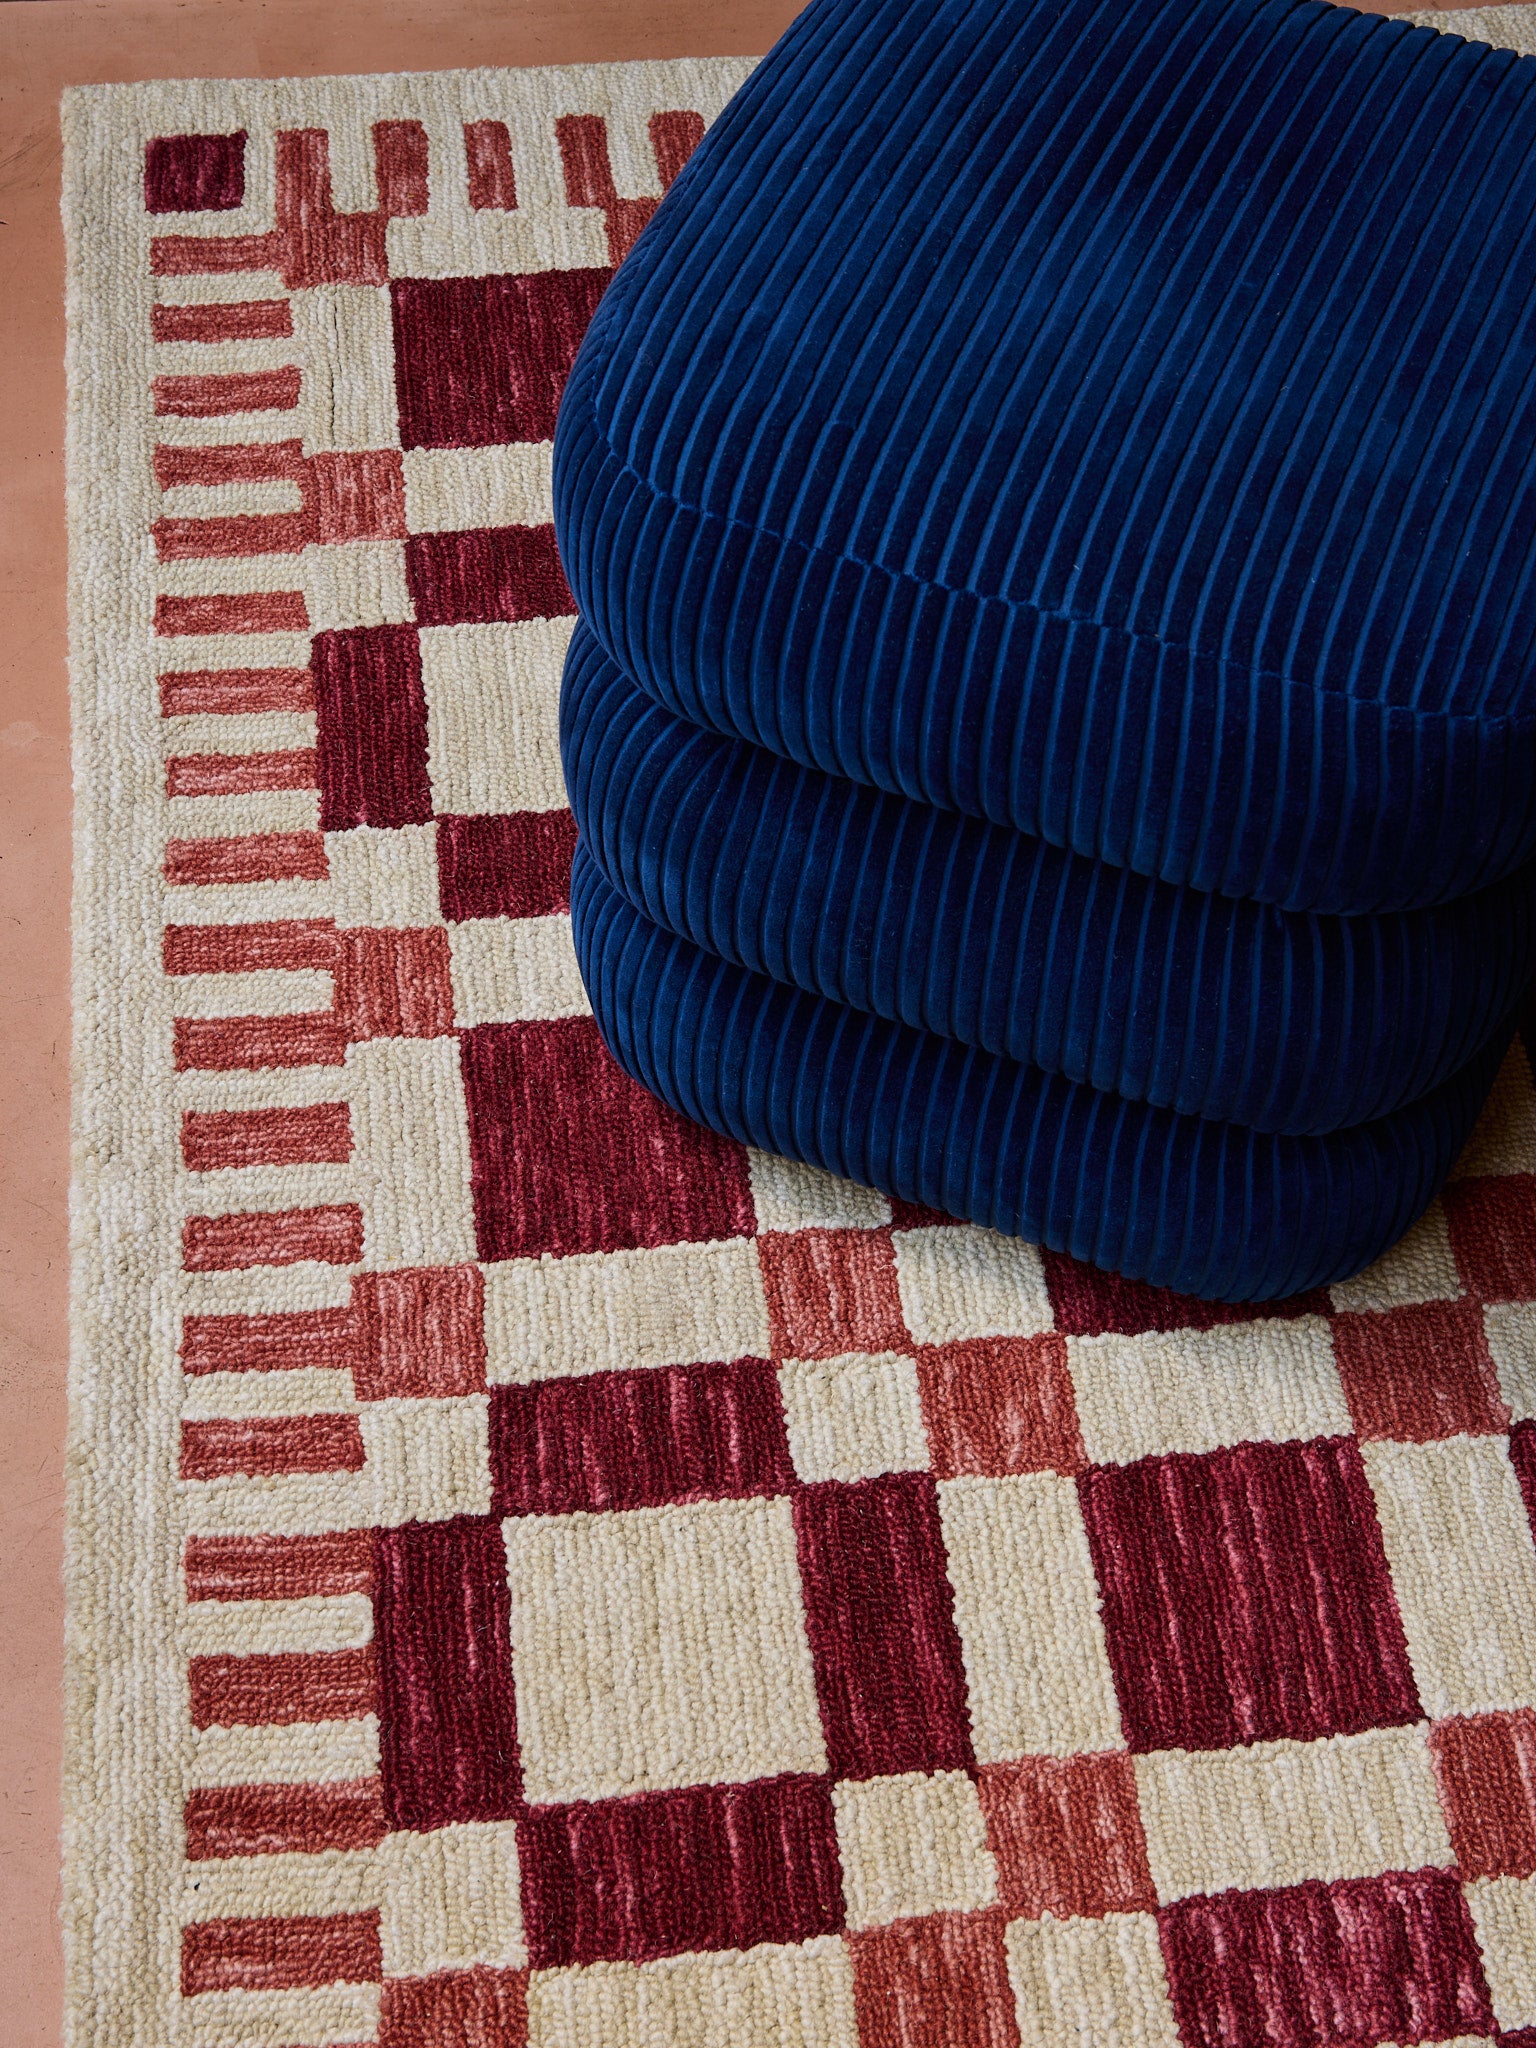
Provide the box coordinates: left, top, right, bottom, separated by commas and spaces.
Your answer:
552, 0, 1534, 1296
562, 623, 1536, 1135
555, 0, 1536, 914
572, 847, 1511, 1299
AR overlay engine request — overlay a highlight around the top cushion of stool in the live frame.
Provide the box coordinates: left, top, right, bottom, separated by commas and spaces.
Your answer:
554, 0, 1536, 914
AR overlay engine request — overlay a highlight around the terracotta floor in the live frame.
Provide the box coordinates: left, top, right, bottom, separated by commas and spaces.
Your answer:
0, 0, 1504, 2039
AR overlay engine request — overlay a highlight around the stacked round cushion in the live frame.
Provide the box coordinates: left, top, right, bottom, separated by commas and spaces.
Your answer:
552, 0, 1536, 1300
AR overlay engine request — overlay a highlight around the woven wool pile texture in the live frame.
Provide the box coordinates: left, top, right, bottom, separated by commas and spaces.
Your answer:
61, 30, 1536, 2048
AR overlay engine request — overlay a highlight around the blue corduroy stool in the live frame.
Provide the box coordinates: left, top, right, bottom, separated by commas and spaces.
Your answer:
553, 0, 1536, 1299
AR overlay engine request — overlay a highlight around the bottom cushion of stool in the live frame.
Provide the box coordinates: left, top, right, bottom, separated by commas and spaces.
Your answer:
571, 843, 1509, 1303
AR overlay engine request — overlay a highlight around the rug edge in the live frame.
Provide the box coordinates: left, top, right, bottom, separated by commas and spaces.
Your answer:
61, 82, 194, 2048
54, 17, 1536, 2043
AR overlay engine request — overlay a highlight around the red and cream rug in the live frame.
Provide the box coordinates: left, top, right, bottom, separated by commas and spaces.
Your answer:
62, 30, 1536, 2048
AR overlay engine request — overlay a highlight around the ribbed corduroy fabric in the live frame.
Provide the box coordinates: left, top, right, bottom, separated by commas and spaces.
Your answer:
571, 848, 1512, 1299
554, 0, 1536, 915
562, 623, 1536, 1135
554, 0, 1535, 1296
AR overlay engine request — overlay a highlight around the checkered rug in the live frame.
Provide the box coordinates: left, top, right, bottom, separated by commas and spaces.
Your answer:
61, 33, 1536, 2048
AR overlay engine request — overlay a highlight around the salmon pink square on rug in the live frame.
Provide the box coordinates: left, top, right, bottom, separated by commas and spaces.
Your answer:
61, 35, 1536, 2048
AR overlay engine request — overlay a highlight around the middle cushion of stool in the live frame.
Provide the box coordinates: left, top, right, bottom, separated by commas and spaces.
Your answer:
561, 621, 1536, 1136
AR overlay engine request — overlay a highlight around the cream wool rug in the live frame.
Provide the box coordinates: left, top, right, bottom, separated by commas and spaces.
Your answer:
62, 23, 1536, 2048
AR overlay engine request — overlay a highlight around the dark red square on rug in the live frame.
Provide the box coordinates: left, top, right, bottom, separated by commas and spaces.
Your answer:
375, 1517, 522, 1831
145, 130, 246, 212
312, 624, 433, 832
406, 526, 574, 627
392, 270, 611, 448
517, 1775, 844, 1968
490, 1359, 795, 1516
437, 811, 577, 922
1079, 1437, 1422, 1753
459, 1016, 755, 1261
1158, 1869, 1494, 2048
794, 1471, 974, 1779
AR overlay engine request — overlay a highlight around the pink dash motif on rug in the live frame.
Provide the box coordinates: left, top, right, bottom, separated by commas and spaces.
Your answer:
62, 47, 1536, 2048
